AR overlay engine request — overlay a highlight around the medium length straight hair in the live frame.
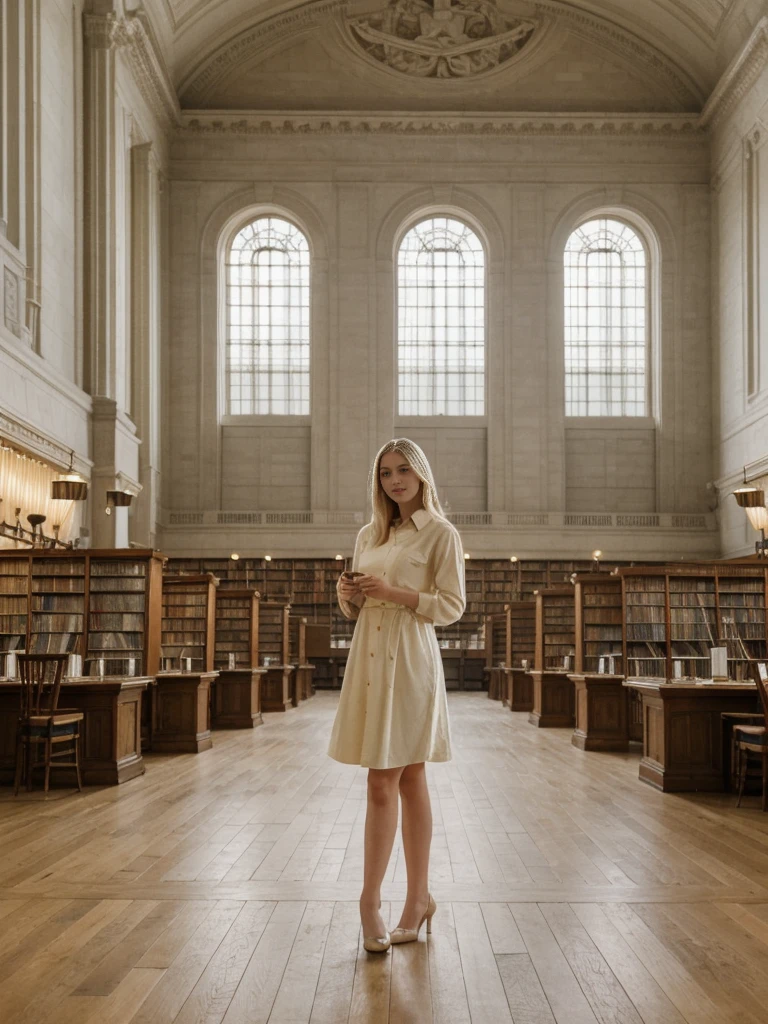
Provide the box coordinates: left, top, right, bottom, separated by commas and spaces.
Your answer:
367, 438, 450, 548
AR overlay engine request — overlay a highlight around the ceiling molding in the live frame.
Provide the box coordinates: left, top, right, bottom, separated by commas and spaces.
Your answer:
120, 10, 181, 130
178, 109, 706, 137
700, 16, 768, 129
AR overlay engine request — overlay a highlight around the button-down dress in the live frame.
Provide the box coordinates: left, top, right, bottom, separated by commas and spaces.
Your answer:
327, 508, 466, 769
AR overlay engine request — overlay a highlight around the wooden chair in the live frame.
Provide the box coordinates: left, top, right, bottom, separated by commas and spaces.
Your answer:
735, 662, 768, 811
13, 653, 84, 795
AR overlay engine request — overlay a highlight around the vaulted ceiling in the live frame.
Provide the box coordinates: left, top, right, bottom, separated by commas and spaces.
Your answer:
144, 0, 764, 108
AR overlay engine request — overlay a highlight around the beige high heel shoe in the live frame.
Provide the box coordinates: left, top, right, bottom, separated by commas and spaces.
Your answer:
390, 893, 436, 944
361, 901, 391, 953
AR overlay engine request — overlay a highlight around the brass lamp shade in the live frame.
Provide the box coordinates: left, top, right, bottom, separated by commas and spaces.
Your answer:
106, 490, 133, 507
51, 477, 88, 500
733, 487, 765, 508
746, 505, 768, 532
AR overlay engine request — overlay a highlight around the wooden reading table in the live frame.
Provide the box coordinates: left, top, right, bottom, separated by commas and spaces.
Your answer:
0, 675, 150, 785
568, 673, 629, 751
212, 667, 266, 728
528, 670, 576, 728
624, 678, 761, 792
508, 668, 534, 712
152, 670, 217, 752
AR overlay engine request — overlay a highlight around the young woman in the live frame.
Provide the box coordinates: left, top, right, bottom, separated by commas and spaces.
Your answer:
328, 438, 466, 953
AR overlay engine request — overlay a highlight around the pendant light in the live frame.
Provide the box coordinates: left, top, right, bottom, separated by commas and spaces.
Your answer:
51, 450, 88, 501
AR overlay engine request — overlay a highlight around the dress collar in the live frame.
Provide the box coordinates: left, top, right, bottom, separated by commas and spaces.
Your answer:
393, 507, 433, 531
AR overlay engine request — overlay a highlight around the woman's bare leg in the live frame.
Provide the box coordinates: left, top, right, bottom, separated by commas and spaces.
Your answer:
360, 766, 404, 936
395, 762, 432, 930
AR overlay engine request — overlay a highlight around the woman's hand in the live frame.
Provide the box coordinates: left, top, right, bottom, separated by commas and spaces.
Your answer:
338, 575, 363, 602
355, 574, 393, 601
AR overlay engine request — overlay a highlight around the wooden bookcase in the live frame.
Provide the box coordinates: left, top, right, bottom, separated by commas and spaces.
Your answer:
259, 601, 294, 711
0, 550, 164, 675
509, 601, 536, 668
485, 610, 508, 700
534, 587, 576, 671
574, 575, 624, 675
620, 564, 768, 681
165, 555, 646, 655
214, 589, 260, 670
530, 586, 577, 728
289, 613, 315, 703
161, 573, 218, 673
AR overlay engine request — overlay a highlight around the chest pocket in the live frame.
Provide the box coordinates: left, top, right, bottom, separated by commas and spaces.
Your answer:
400, 550, 429, 586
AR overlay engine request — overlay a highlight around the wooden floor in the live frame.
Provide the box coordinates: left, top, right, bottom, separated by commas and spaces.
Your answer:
2, 693, 768, 1024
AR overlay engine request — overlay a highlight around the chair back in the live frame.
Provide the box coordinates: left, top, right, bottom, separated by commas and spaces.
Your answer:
750, 661, 768, 724
18, 654, 69, 718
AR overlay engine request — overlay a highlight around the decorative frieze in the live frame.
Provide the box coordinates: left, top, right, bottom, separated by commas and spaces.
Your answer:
179, 111, 706, 138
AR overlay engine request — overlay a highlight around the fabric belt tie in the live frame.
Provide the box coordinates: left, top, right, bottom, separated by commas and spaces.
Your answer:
361, 600, 415, 664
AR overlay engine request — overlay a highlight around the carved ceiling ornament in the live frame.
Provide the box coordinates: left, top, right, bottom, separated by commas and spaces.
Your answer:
346, 0, 537, 79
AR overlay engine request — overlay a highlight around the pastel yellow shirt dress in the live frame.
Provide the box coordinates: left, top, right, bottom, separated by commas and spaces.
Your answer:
327, 508, 466, 769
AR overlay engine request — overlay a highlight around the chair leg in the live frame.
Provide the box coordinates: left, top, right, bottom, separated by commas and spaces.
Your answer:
74, 729, 83, 793
762, 752, 768, 813
26, 739, 33, 792
13, 735, 24, 796
737, 745, 746, 807
44, 737, 51, 795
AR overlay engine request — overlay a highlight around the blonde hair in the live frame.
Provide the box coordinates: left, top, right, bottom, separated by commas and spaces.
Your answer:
367, 438, 449, 547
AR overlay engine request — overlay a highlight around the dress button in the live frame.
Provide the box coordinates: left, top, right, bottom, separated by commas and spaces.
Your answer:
377, 626, 381, 631
370, 652, 374, 657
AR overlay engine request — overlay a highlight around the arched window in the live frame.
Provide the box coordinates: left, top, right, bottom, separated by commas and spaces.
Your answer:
397, 216, 485, 416
226, 217, 310, 415
564, 217, 647, 417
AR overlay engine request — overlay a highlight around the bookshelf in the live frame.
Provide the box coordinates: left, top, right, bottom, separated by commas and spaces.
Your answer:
0, 550, 164, 675
29, 557, 86, 655
509, 601, 536, 669
620, 565, 768, 681
260, 601, 294, 711
289, 613, 315, 703
534, 587, 576, 672
161, 574, 218, 673
166, 555, 647, 654
214, 589, 260, 670
574, 575, 624, 675
485, 610, 508, 700
530, 586, 577, 727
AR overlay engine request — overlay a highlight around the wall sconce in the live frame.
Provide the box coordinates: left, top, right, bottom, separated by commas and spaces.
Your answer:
464, 552, 470, 560
733, 482, 768, 557
591, 549, 602, 572
105, 490, 133, 516
230, 552, 240, 561
51, 450, 88, 501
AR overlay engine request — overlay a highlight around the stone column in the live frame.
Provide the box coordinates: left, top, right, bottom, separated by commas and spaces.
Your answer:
83, 11, 119, 399
130, 142, 161, 547
83, 10, 139, 547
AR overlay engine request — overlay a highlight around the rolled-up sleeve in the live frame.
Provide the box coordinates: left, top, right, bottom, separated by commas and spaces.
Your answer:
416, 525, 466, 626
336, 525, 369, 620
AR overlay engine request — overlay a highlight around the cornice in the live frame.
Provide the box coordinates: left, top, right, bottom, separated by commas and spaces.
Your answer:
0, 410, 92, 475
85, 10, 180, 131
701, 16, 768, 129
178, 110, 706, 138
121, 11, 181, 131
